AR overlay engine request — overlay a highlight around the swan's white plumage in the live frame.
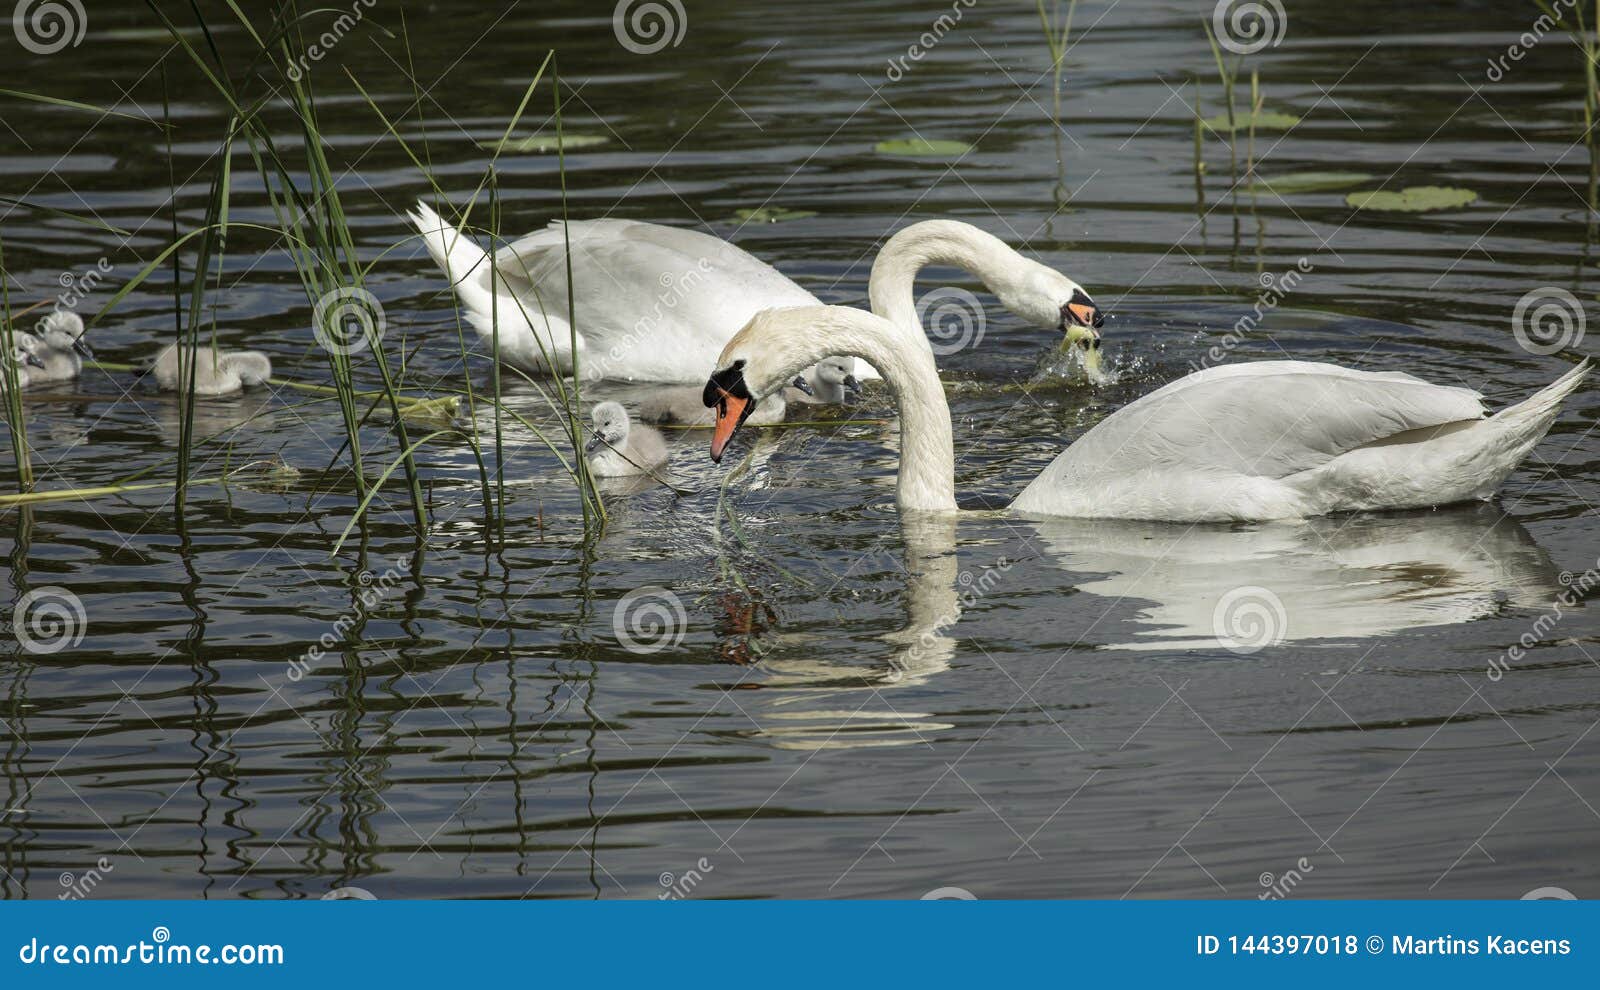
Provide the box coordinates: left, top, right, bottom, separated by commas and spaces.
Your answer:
410, 204, 1101, 387
411, 201, 845, 383
1012, 360, 1588, 520
713, 306, 1589, 522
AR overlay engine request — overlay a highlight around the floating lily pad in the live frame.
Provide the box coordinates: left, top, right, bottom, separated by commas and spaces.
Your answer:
875, 138, 973, 157
1202, 111, 1302, 132
1345, 186, 1479, 212
477, 133, 609, 154
1248, 171, 1372, 194
734, 207, 817, 223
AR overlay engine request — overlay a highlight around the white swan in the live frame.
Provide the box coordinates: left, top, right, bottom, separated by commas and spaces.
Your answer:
151, 343, 274, 396
702, 306, 1590, 521
408, 204, 1102, 383
585, 401, 669, 477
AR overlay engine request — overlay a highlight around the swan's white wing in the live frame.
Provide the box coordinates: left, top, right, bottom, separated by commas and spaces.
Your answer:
1014, 361, 1487, 518
490, 220, 820, 382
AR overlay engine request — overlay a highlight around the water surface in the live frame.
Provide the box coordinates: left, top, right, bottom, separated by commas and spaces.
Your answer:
1, 0, 1597, 899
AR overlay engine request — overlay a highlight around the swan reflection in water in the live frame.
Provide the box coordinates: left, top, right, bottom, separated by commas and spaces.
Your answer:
733, 515, 971, 751
1025, 504, 1562, 651
728, 505, 1560, 748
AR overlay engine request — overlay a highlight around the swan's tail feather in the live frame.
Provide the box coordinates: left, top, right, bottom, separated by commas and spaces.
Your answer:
1472, 358, 1592, 497
409, 199, 501, 340
1491, 359, 1590, 435
409, 200, 489, 290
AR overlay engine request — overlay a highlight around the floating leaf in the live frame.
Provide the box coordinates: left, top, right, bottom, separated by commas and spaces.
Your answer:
875, 138, 973, 157
477, 133, 609, 154
1344, 186, 1479, 212
1202, 110, 1301, 132
1247, 171, 1372, 194
733, 207, 817, 223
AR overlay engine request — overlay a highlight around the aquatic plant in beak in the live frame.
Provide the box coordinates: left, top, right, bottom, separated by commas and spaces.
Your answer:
1058, 289, 1106, 381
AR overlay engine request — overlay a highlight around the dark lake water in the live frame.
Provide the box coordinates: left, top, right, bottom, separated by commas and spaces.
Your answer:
1, 0, 1597, 899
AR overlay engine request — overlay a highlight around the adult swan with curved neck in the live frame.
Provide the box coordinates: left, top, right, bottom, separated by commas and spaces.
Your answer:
410, 204, 1103, 383
703, 306, 1590, 521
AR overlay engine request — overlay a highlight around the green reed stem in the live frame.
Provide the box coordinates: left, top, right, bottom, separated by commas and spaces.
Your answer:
0, 236, 32, 494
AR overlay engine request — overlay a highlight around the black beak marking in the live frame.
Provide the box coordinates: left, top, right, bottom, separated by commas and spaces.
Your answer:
1063, 288, 1105, 330
703, 360, 750, 408
790, 374, 815, 396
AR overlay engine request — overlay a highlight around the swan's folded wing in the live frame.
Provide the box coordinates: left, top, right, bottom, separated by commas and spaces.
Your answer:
1047, 361, 1487, 483
492, 219, 816, 314
487, 219, 820, 380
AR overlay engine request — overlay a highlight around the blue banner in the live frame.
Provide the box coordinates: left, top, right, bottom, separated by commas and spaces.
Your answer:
0, 900, 1591, 986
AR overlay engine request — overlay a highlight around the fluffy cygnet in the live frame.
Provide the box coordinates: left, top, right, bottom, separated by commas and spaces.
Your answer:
152, 343, 273, 396
585, 401, 669, 477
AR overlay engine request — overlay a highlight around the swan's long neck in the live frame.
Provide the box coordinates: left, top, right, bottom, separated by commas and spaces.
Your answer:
868, 220, 1026, 337
766, 309, 956, 513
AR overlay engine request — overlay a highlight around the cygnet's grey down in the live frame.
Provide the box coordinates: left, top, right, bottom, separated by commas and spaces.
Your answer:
18, 310, 92, 383
1, 342, 45, 390
790, 355, 862, 405
152, 343, 274, 396
585, 401, 669, 477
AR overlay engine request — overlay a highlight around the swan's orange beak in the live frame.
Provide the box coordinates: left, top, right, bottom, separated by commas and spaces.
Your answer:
710, 392, 749, 463
1063, 288, 1104, 332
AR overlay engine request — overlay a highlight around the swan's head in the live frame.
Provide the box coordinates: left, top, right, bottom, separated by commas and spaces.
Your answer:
705, 307, 895, 461
37, 309, 92, 357
704, 358, 757, 462
585, 401, 631, 454
995, 261, 1104, 352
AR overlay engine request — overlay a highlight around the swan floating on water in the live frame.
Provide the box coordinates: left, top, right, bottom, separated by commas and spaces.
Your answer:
702, 305, 1589, 522
408, 204, 1101, 384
